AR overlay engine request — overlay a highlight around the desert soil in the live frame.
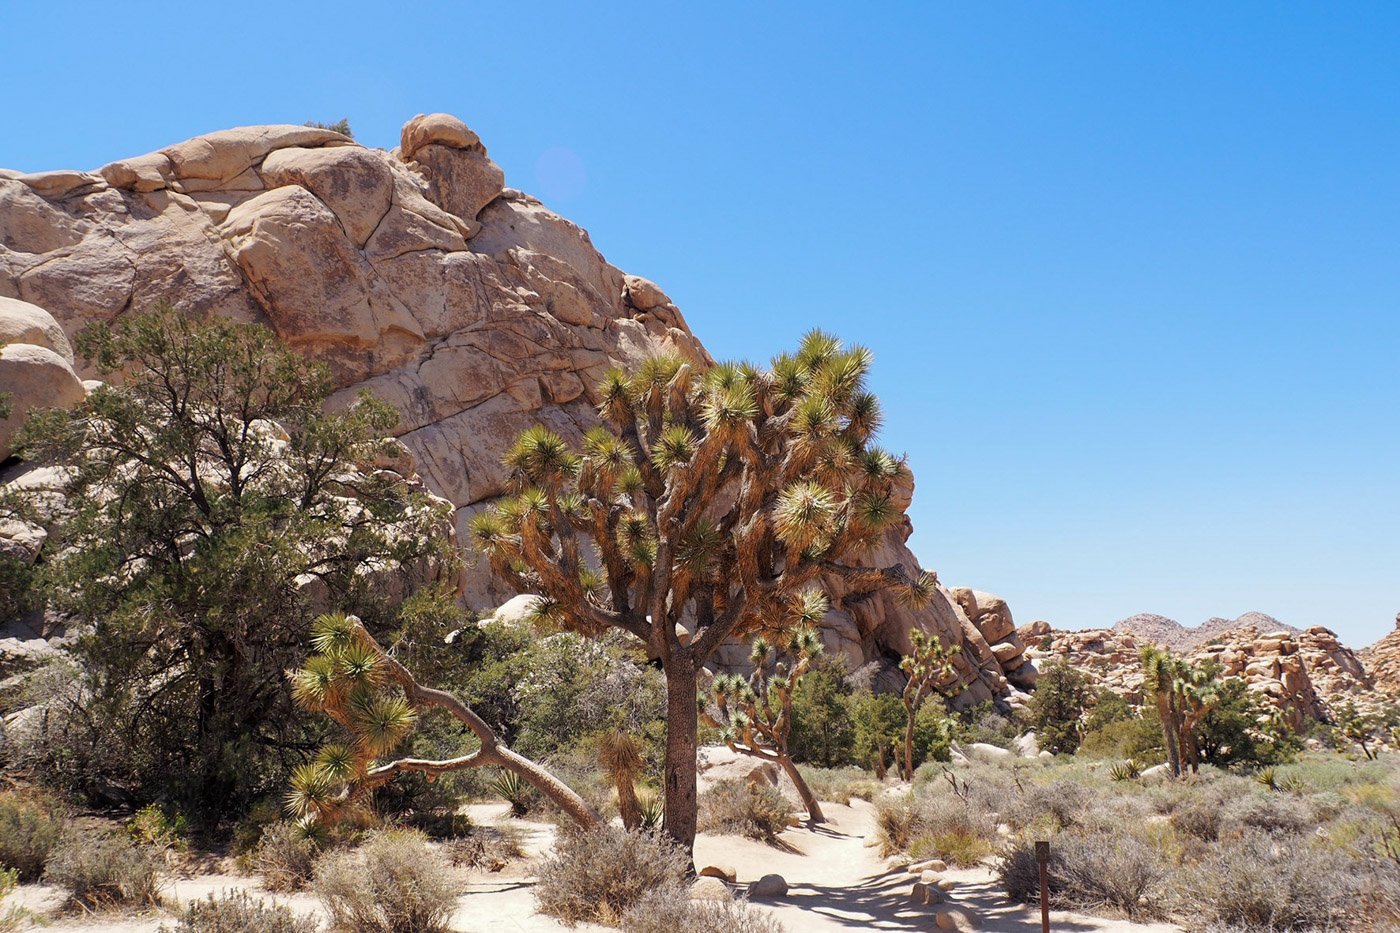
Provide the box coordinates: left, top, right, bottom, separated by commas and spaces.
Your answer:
6, 796, 1180, 933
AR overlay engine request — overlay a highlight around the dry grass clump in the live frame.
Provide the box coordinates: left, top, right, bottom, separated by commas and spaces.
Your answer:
164, 891, 320, 933
999, 831, 1167, 920
443, 825, 526, 871
621, 887, 787, 933
1223, 792, 1313, 836
43, 828, 162, 908
875, 793, 997, 866
250, 822, 317, 893
795, 766, 881, 805
312, 829, 459, 933
535, 824, 689, 926
0, 789, 64, 883
1185, 828, 1360, 931
697, 780, 794, 843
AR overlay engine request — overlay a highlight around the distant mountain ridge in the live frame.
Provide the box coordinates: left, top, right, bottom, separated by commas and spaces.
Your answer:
1112, 611, 1301, 651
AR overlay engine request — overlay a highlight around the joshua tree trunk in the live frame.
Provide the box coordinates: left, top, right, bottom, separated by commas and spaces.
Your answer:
873, 741, 888, 780
902, 702, 917, 782
777, 754, 826, 823
663, 660, 700, 854
1154, 692, 1182, 778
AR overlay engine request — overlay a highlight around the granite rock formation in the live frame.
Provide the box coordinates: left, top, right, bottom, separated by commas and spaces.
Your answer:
0, 114, 1007, 705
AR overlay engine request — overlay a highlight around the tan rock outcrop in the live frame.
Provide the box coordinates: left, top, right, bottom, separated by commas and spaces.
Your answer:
0, 341, 87, 461
1360, 615, 1400, 700
0, 114, 1011, 704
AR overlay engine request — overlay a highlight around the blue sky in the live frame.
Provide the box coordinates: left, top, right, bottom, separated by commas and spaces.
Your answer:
5, 2, 1397, 644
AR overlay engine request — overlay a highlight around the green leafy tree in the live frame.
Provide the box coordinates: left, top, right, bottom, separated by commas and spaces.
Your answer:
13, 306, 453, 813
851, 691, 905, 778
788, 655, 857, 767
711, 623, 828, 822
469, 333, 935, 853
1194, 678, 1300, 769
898, 630, 961, 780
1027, 660, 1095, 754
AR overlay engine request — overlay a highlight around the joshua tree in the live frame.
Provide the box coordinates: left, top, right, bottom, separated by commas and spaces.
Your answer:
1336, 701, 1379, 761
710, 622, 828, 823
288, 612, 601, 830
1140, 645, 1184, 777
469, 332, 934, 853
899, 630, 962, 781
1174, 660, 1222, 773
598, 730, 645, 830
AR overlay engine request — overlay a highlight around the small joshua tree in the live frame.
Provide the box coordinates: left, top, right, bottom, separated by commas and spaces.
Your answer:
598, 730, 646, 830
469, 332, 934, 853
899, 630, 961, 781
1140, 645, 1184, 777
288, 612, 600, 830
711, 613, 828, 823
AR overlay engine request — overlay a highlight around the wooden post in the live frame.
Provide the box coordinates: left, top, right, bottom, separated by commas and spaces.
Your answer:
1036, 840, 1051, 933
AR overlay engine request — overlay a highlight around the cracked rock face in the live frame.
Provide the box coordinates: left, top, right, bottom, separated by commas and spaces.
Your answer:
0, 113, 1008, 704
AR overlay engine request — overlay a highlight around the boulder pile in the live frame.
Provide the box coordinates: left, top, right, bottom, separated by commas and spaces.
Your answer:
0, 114, 1008, 704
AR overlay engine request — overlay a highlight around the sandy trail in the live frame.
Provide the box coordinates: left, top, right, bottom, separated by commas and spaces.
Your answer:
7, 798, 1179, 933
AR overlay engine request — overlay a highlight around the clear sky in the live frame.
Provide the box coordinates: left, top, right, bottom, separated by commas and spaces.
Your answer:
4, 2, 1397, 644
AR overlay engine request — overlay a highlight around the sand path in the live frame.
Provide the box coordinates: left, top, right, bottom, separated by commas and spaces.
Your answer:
6, 798, 1180, 933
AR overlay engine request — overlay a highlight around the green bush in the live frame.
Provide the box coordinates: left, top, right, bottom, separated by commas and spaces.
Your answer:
697, 779, 794, 843
313, 829, 459, 933
621, 886, 787, 933
535, 824, 689, 926
251, 822, 317, 893
0, 789, 64, 882
1078, 717, 1166, 762
165, 892, 319, 933
44, 829, 161, 908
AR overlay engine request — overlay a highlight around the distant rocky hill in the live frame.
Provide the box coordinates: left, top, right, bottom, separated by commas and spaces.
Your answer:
1113, 611, 1301, 651
1359, 614, 1400, 700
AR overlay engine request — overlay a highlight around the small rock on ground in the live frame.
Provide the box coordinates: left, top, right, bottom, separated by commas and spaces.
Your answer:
749, 874, 788, 897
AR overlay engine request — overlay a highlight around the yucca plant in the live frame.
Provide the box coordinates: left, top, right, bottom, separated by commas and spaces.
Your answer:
489, 771, 531, 818
1109, 759, 1142, 782
898, 630, 962, 782
598, 730, 645, 830
469, 332, 935, 853
709, 622, 828, 822
287, 612, 599, 831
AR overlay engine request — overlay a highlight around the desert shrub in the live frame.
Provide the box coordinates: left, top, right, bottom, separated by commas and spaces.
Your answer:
1, 868, 30, 933
621, 885, 787, 933
230, 800, 284, 857
130, 802, 189, 852
313, 829, 458, 933
957, 702, 1020, 749
1224, 793, 1312, 836
305, 118, 353, 138
1000, 831, 1168, 920
535, 824, 689, 925
44, 828, 161, 908
795, 766, 881, 805
1170, 791, 1225, 841
1007, 779, 1097, 831
875, 793, 997, 865
165, 891, 320, 933
398, 807, 473, 840
1078, 717, 1166, 761
1306, 790, 1350, 822
443, 825, 526, 871
251, 822, 317, 893
697, 780, 793, 843
0, 789, 64, 882
1187, 829, 1360, 930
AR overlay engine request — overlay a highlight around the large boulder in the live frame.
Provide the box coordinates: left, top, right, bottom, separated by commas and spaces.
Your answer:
0, 344, 86, 461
